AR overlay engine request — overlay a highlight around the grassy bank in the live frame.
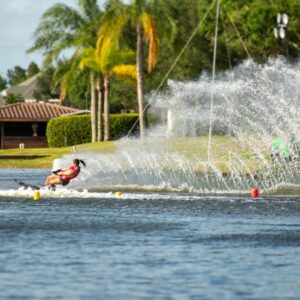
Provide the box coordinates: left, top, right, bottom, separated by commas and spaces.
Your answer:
144, 136, 270, 173
0, 141, 116, 169
0, 136, 271, 172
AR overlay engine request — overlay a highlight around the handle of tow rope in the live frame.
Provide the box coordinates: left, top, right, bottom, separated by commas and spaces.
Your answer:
52, 169, 62, 175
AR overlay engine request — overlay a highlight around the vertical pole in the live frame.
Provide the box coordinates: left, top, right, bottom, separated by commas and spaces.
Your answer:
284, 36, 289, 59
167, 108, 174, 138
208, 0, 221, 162
137, 22, 145, 139
97, 81, 103, 142
90, 72, 97, 143
104, 75, 110, 141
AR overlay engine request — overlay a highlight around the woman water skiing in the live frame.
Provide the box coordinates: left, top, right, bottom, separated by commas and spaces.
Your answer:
45, 158, 86, 189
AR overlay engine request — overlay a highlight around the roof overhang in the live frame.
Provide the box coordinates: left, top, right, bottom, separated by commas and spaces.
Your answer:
0, 118, 48, 122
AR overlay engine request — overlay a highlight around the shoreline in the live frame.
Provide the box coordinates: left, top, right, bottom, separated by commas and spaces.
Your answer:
0, 166, 50, 169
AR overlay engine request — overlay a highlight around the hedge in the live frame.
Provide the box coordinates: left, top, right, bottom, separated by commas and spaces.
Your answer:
109, 113, 139, 140
46, 113, 139, 147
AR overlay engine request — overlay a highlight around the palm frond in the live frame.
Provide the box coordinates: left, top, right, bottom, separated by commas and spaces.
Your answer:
27, 3, 83, 68
41, 35, 76, 68
38, 4, 83, 34
99, 49, 135, 72
96, 13, 128, 72
140, 12, 158, 73
28, 2, 102, 65
59, 74, 68, 101
111, 64, 137, 85
53, 53, 84, 101
149, 0, 177, 42
134, 0, 146, 18
78, 0, 101, 20
78, 48, 98, 70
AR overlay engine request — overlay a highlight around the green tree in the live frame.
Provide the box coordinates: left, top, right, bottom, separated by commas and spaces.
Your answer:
33, 67, 59, 100
109, 0, 176, 137
60, 66, 90, 109
78, 48, 104, 142
130, 0, 176, 138
198, 0, 300, 66
5, 93, 24, 104
95, 13, 136, 141
54, 52, 99, 142
7, 66, 27, 85
240, 0, 300, 60
110, 77, 137, 112
0, 75, 7, 90
79, 14, 136, 141
28, 0, 103, 142
145, 0, 211, 90
27, 62, 40, 78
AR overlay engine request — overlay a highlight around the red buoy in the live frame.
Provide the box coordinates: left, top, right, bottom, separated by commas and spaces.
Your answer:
251, 187, 259, 198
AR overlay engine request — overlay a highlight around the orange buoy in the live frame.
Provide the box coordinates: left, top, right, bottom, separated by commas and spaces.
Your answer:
251, 187, 259, 198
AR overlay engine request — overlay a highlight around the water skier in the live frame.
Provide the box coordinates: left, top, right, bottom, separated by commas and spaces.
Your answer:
45, 158, 86, 189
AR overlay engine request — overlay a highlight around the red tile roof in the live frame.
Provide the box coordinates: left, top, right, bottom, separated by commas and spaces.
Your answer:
0, 102, 82, 122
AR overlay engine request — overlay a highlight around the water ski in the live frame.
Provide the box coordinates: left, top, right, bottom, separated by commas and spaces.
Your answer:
14, 179, 41, 190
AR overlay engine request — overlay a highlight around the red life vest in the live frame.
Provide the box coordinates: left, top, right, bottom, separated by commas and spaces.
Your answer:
61, 165, 80, 181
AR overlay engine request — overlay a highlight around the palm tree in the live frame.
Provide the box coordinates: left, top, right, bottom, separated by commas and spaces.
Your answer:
28, 0, 103, 142
74, 66, 102, 143
51, 50, 99, 143
79, 13, 136, 141
110, 0, 176, 137
78, 47, 103, 142
95, 13, 137, 141
119, 0, 176, 138
136, 10, 154, 138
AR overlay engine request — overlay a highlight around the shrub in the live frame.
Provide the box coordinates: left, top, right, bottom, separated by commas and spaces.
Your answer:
47, 113, 139, 147
46, 114, 91, 147
110, 114, 139, 139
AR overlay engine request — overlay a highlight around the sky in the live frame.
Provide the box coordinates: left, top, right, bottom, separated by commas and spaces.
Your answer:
0, 0, 78, 78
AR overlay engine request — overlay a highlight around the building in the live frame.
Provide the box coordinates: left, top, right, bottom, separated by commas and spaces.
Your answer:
0, 102, 82, 149
0, 74, 43, 105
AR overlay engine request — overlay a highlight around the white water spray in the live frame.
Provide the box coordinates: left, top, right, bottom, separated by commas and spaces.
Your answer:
54, 58, 300, 194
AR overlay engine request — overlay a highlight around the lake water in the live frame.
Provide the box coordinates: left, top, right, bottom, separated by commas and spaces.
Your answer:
0, 169, 300, 299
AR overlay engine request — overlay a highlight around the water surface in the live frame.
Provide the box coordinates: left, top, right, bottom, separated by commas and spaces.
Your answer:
0, 169, 300, 299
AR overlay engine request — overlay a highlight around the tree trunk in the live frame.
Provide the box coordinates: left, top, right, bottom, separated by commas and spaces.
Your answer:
96, 80, 103, 142
136, 22, 145, 138
104, 74, 110, 141
90, 71, 97, 143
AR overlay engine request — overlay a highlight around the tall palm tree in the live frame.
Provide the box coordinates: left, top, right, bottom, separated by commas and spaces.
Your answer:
95, 13, 137, 141
136, 9, 155, 138
74, 54, 100, 142
78, 47, 104, 142
28, 0, 103, 142
79, 13, 136, 141
122, 0, 176, 138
